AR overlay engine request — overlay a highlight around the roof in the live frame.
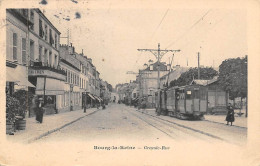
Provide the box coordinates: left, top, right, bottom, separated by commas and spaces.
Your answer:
161, 66, 189, 81
191, 76, 218, 86
143, 61, 167, 71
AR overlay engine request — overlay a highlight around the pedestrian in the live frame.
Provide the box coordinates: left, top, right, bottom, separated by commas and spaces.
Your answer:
38, 98, 44, 123
84, 104, 86, 113
226, 103, 235, 126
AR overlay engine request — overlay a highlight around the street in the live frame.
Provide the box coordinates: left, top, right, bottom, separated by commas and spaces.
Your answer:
38, 103, 247, 146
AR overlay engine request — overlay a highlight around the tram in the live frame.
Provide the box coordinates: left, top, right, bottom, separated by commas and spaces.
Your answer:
156, 84, 207, 120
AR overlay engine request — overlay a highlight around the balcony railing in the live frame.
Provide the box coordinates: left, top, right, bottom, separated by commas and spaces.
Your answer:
29, 61, 66, 76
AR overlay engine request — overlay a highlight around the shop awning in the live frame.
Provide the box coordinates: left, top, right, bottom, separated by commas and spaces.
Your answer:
6, 70, 35, 87
97, 96, 103, 102
6, 72, 19, 82
87, 93, 96, 100
94, 96, 101, 102
16, 76, 35, 87
133, 97, 139, 101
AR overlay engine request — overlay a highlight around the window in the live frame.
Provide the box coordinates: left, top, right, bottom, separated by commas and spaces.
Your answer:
186, 90, 192, 100
39, 20, 44, 38
39, 46, 42, 62
68, 71, 70, 83
55, 34, 57, 48
45, 25, 48, 41
30, 11, 34, 30
54, 55, 57, 68
49, 29, 53, 45
13, 33, 17, 61
30, 40, 34, 61
44, 49, 48, 65
70, 73, 73, 84
22, 38, 26, 64
194, 90, 200, 99
49, 51, 52, 66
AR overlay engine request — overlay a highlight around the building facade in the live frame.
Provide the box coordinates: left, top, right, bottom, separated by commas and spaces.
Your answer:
26, 9, 68, 115
6, 9, 35, 97
137, 62, 169, 108
59, 44, 81, 112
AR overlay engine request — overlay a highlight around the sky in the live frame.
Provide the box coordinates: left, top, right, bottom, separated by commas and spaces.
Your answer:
41, 0, 247, 87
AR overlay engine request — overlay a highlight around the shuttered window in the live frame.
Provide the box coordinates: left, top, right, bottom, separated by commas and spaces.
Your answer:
22, 38, 26, 64
13, 33, 17, 60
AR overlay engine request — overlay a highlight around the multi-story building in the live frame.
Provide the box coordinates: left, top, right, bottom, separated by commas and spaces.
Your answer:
6, 9, 35, 96
59, 44, 81, 111
27, 9, 67, 114
75, 51, 91, 108
6, 9, 68, 115
137, 61, 170, 108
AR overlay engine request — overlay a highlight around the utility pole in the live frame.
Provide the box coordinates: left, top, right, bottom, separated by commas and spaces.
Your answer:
137, 43, 180, 115
198, 52, 200, 79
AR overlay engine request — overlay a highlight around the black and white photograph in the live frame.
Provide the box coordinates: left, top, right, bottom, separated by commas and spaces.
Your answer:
0, 0, 259, 165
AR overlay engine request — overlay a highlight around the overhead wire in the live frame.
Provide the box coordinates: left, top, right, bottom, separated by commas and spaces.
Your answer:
132, 8, 170, 71
174, 11, 230, 67
165, 9, 212, 49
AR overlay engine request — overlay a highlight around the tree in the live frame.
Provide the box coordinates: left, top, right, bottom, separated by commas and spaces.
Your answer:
218, 56, 247, 100
169, 67, 218, 87
107, 84, 113, 92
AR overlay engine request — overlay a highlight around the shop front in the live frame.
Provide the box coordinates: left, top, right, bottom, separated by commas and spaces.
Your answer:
28, 67, 67, 114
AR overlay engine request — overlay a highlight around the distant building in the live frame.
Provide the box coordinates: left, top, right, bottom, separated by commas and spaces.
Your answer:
59, 44, 81, 111
137, 61, 169, 108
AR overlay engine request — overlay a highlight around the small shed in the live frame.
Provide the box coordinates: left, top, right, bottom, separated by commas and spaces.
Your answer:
191, 77, 228, 114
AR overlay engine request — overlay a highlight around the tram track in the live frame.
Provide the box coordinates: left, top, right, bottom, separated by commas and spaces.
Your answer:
125, 107, 234, 144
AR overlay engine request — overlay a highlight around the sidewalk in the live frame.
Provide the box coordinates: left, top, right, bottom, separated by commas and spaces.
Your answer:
7, 107, 98, 144
137, 108, 247, 128
204, 114, 247, 128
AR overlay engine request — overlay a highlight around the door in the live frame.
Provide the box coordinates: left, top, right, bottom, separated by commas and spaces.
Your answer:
193, 89, 200, 112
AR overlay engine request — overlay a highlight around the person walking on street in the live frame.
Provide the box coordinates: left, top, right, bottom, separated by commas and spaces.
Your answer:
83, 104, 86, 113
226, 103, 235, 126
38, 98, 44, 123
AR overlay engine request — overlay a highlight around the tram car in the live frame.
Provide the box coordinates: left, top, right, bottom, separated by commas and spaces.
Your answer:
156, 84, 207, 120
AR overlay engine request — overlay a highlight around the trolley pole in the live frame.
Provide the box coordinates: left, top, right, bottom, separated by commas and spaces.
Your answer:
198, 52, 200, 79
137, 43, 180, 115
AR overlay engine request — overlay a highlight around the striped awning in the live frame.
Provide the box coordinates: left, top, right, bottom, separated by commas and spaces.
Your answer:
87, 93, 96, 100
94, 96, 101, 102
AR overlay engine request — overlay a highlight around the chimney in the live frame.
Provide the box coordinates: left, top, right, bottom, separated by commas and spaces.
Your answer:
150, 64, 153, 71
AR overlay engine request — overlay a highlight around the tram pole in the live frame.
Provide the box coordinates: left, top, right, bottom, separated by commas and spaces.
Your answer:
137, 43, 180, 115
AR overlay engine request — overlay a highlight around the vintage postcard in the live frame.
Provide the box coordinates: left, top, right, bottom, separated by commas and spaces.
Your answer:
0, 0, 259, 165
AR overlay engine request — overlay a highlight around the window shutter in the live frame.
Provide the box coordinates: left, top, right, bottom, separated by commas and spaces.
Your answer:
13, 33, 17, 60
22, 38, 26, 64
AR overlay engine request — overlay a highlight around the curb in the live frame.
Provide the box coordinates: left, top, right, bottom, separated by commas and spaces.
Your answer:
203, 119, 247, 129
27, 110, 99, 143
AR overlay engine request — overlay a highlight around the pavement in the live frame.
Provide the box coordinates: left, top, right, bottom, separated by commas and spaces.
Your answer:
6, 107, 100, 144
